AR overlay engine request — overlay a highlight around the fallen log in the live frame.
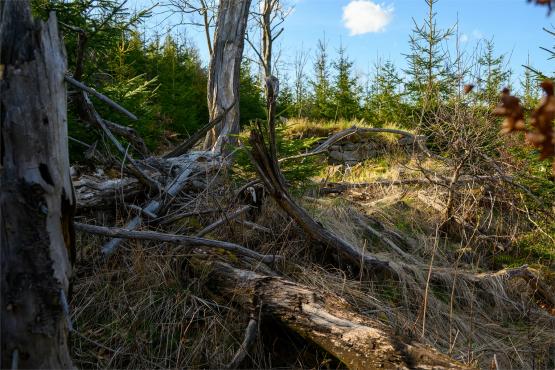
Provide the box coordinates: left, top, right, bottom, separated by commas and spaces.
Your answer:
74, 223, 278, 263
190, 259, 472, 370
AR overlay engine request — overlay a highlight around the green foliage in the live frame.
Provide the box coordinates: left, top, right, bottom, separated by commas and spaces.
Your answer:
404, 0, 455, 109
332, 43, 361, 120
239, 60, 266, 125
309, 38, 336, 120
363, 60, 410, 127
476, 39, 511, 107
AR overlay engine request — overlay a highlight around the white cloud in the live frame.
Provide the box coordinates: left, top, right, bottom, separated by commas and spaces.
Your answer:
342, 1, 393, 35
460, 34, 469, 43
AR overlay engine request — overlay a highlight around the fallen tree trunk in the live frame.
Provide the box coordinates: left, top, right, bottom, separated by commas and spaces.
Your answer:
190, 259, 472, 370
1, 4, 74, 368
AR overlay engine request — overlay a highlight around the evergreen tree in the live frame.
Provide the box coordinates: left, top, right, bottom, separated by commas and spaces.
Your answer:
332, 43, 361, 120
364, 60, 407, 127
404, 0, 454, 108
476, 38, 510, 107
310, 37, 335, 120
238, 60, 266, 125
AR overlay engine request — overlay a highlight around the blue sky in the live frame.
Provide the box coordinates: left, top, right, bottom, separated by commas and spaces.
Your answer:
134, 0, 555, 84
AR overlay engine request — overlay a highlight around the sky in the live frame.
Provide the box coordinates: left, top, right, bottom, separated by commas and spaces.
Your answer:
133, 0, 555, 84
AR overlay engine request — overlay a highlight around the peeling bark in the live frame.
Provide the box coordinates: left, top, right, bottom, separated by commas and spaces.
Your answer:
1, 2, 74, 368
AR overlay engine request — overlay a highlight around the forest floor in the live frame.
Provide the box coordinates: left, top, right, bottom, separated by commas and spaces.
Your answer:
71, 118, 555, 369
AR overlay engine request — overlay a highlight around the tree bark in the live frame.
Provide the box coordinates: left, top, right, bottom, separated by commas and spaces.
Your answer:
191, 259, 473, 370
203, 0, 252, 153
1, 2, 74, 368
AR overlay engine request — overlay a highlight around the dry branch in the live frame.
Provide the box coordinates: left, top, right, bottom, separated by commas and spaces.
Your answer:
196, 205, 251, 237
74, 223, 278, 263
248, 129, 391, 275
279, 126, 426, 163
65, 75, 138, 120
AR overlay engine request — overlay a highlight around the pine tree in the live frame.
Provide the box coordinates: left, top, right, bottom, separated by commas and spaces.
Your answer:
404, 0, 454, 108
476, 38, 510, 107
332, 42, 361, 120
364, 60, 406, 127
310, 37, 334, 120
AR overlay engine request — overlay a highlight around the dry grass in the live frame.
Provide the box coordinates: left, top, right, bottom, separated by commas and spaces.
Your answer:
70, 120, 555, 369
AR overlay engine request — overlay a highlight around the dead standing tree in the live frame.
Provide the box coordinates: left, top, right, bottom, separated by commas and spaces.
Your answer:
203, 0, 252, 153
0, 1, 74, 368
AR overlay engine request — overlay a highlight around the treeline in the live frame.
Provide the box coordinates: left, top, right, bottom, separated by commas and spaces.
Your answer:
31, 0, 545, 157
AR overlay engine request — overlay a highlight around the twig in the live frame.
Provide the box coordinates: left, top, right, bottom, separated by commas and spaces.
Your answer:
196, 205, 251, 237
65, 75, 138, 120
75, 222, 279, 263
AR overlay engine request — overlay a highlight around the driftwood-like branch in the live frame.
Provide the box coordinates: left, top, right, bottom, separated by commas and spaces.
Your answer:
196, 205, 251, 237
190, 260, 472, 370
65, 75, 138, 120
248, 129, 391, 275
101, 165, 193, 256
75, 223, 278, 263
102, 153, 220, 256
279, 126, 423, 163
163, 103, 235, 158
226, 319, 258, 369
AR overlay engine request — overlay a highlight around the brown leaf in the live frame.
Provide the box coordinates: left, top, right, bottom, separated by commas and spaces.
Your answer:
493, 88, 526, 134
529, 80, 555, 160
463, 84, 474, 94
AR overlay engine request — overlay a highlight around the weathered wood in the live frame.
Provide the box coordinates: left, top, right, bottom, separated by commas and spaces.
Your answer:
64, 74, 138, 120
1, 3, 74, 368
75, 223, 278, 263
101, 152, 221, 256
103, 119, 149, 156
74, 174, 149, 209
203, 0, 252, 153
192, 260, 472, 370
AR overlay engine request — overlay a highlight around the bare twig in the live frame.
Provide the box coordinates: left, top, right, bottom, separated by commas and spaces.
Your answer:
65, 75, 138, 120
196, 205, 251, 237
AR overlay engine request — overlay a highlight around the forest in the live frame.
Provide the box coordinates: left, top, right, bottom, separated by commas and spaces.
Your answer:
1, 0, 554, 369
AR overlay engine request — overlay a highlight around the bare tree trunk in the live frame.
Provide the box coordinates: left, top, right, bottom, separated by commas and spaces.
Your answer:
1, 2, 74, 368
203, 0, 252, 153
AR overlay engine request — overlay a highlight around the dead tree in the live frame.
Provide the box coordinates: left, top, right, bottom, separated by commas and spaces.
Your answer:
203, 0, 252, 153
246, 0, 291, 78
1, 2, 74, 368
